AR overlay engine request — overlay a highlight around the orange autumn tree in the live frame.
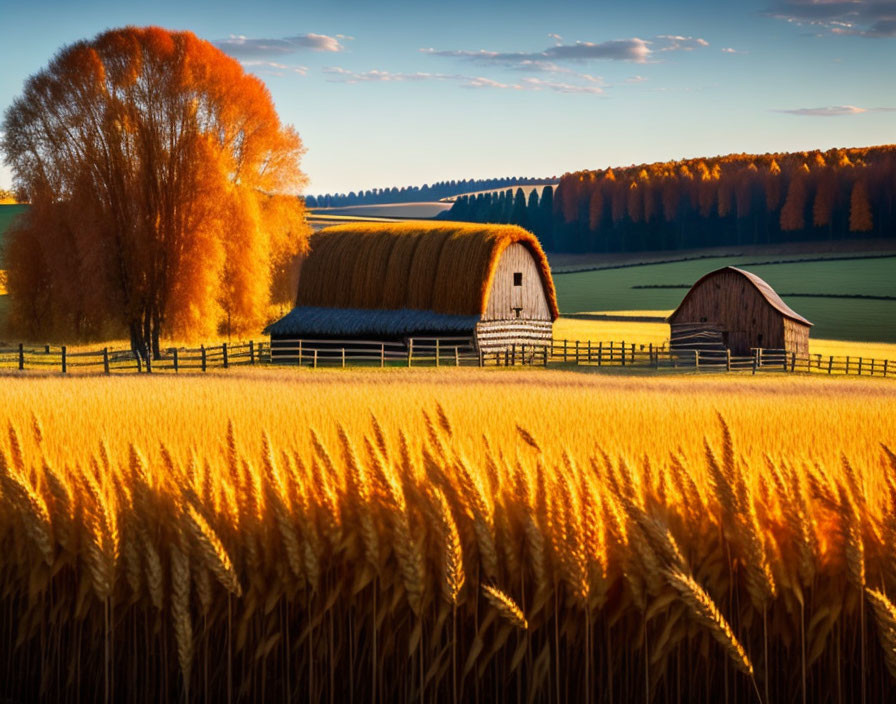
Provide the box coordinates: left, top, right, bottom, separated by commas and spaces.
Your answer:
1, 27, 310, 357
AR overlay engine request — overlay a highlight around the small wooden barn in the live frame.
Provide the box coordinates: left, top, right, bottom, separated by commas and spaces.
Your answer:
667, 266, 811, 357
265, 222, 559, 358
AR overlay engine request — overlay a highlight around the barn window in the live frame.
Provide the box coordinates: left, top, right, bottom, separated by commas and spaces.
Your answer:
513, 272, 523, 286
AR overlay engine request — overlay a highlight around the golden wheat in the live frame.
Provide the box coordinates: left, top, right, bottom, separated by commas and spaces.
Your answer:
0, 370, 893, 702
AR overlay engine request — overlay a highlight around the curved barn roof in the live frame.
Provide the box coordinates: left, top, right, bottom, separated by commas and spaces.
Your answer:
293, 222, 559, 320
668, 266, 812, 326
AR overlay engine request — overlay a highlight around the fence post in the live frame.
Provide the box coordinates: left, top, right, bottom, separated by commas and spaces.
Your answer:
102, 347, 109, 375
543, 346, 548, 367
408, 339, 413, 367
249, 340, 255, 365
201, 345, 207, 372
758, 348, 763, 369
45, 344, 50, 354
621, 340, 626, 367
827, 356, 833, 374
870, 359, 875, 376
313, 349, 318, 369
479, 350, 484, 367
18, 343, 24, 371
884, 359, 889, 377
726, 348, 731, 372
173, 348, 178, 374
436, 339, 440, 368
455, 346, 460, 367
342, 348, 345, 368
563, 339, 568, 362
222, 343, 228, 369
845, 356, 850, 374
752, 349, 757, 375
505, 348, 509, 366
298, 340, 303, 367
781, 352, 786, 372
61, 345, 67, 374
694, 349, 699, 371
790, 352, 796, 373
381, 343, 385, 368
146, 351, 152, 374
631, 343, 635, 364
858, 357, 863, 375
598, 341, 603, 367
587, 340, 591, 362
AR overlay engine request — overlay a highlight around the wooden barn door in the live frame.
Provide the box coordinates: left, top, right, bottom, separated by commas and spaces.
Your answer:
727, 332, 750, 355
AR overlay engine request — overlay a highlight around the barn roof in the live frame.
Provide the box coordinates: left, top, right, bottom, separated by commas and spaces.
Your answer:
264, 306, 479, 337
292, 221, 560, 320
668, 266, 812, 326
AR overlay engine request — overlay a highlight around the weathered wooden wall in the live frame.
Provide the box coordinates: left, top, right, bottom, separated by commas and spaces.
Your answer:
475, 320, 553, 354
783, 318, 810, 358
669, 270, 787, 354
482, 243, 552, 322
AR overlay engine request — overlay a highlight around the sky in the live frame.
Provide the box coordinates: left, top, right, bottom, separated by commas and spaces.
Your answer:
0, 0, 894, 195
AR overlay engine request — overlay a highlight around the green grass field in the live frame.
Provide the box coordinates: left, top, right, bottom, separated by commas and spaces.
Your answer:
553, 254, 896, 343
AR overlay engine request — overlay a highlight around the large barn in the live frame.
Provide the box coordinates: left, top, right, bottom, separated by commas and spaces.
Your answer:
667, 266, 812, 357
265, 222, 559, 358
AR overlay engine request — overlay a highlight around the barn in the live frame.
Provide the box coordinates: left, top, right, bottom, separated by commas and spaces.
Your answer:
667, 266, 811, 358
264, 222, 559, 359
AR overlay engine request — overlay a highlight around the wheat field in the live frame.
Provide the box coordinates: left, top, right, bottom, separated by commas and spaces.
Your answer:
0, 369, 894, 703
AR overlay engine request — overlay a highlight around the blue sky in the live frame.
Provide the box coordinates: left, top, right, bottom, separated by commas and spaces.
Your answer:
1, 0, 894, 194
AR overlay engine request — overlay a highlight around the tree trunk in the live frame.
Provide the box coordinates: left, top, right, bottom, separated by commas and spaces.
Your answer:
151, 309, 162, 361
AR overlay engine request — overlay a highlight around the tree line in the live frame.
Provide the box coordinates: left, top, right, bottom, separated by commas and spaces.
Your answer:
444, 146, 896, 253
440, 186, 556, 247
306, 176, 557, 208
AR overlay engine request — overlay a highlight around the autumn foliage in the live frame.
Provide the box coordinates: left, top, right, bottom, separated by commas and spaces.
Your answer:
1, 27, 310, 355
548, 146, 896, 252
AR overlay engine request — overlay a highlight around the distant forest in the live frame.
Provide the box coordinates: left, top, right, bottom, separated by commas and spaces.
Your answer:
305, 176, 557, 207
442, 146, 896, 253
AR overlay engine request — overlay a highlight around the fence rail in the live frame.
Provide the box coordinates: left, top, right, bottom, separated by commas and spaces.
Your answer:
0, 337, 893, 379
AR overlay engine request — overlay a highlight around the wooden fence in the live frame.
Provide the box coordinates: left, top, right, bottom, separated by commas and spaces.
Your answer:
0, 337, 893, 379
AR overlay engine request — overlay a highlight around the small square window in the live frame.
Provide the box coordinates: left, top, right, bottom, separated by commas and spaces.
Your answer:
513, 272, 523, 286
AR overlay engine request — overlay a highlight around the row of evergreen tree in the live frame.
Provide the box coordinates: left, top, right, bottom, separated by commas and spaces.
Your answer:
443, 146, 896, 253
439, 187, 556, 246
305, 176, 557, 208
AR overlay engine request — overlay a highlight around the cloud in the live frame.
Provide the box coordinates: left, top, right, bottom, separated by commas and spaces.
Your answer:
654, 35, 711, 51
215, 33, 344, 59
773, 104, 896, 116
765, 1, 896, 37
323, 66, 607, 94
626, 75, 648, 83
721, 47, 743, 53
241, 61, 308, 76
425, 37, 650, 66
323, 67, 457, 83
519, 77, 605, 94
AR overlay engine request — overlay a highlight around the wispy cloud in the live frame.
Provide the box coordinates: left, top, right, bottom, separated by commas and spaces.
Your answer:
721, 47, 744, 53
766, 1, 896, 37
322, 67, 457, 83
626, 75, 648, 83
421, 34, 709, 73
654, 35, 711, 51
323, 67, 606, 94
241, 61, 308, 76
215, 33, 345, 59
773, 104, 896, 116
